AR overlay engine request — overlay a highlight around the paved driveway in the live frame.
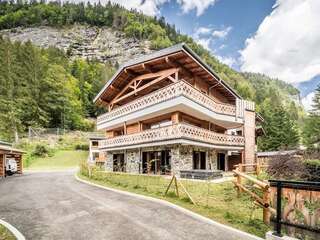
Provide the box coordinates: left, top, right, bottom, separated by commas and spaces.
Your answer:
0, 171, 261, 240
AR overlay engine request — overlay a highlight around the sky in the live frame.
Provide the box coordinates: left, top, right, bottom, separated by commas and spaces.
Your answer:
72, 0, 320, 110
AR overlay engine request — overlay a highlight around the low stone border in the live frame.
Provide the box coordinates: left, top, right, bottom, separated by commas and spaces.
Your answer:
75, 173, 263, 240
0, 219, 25, 240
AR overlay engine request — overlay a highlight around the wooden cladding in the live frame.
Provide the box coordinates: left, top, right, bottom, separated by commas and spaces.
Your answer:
0, 154, 4, 177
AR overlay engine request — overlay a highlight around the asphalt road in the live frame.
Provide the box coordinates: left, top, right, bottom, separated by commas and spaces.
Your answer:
0, 171, 261, 240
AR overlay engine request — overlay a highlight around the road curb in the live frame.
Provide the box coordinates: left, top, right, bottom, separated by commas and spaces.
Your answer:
0, 219, 25, 240
75, 173, 264, 240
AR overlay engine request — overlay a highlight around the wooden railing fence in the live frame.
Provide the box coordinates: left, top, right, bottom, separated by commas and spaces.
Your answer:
233, 164, 275, 224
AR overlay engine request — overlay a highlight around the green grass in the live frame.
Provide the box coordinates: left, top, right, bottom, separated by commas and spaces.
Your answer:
79, 168, 270, 238
0, 224, 16, 240
26, 150, 88, 170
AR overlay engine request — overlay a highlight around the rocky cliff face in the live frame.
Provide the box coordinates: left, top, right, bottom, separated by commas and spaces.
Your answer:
0, 24, 152, 65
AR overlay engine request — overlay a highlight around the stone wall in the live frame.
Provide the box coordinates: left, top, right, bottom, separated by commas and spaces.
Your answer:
105, 151, 113, 172
125, 149, 140, 174
105, 145, 222, 175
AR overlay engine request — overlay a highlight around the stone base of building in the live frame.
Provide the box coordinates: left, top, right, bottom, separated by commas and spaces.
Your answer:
103, 144, 243, 177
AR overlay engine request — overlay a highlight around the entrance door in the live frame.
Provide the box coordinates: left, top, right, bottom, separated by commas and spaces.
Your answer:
217, 153, 225, 171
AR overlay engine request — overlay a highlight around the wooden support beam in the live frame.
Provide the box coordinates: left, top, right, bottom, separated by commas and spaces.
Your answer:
110, 67, 179, 109
165, 57, 193, 79
124, 69, 137, 77
142, 63, 153, 73
111, 68, 179, 106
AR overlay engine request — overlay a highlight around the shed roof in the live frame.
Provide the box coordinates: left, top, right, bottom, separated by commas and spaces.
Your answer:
257, 150, 299, 157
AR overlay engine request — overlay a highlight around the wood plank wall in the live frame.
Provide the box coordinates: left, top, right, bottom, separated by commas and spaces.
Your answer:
0, 154, 4, 177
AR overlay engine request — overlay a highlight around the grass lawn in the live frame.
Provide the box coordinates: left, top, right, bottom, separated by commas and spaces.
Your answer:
26, 150, 88, 170
79, 169, 270, 238
0, 224, 16, 240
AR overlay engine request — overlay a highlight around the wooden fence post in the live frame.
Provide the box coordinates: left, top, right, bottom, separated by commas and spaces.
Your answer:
256, 163, 261, 175
236, 169, 242, 196
263, 188, 271, 224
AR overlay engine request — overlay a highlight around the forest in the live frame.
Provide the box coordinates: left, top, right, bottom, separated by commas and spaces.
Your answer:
0, 1, 319, 151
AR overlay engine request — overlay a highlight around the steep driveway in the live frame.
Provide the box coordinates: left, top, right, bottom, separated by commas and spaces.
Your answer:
0, 171, 261, 240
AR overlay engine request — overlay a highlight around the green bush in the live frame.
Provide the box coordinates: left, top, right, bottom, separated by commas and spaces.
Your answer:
75, 143, 89, 151
32, 144, 51, 157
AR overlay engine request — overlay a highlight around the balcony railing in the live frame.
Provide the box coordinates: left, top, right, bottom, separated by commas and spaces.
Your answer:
97, 81, 241, 126
99, 123, 245, 149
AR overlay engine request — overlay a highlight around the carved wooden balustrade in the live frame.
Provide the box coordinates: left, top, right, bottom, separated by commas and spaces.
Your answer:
99, 123, 245, 149
97, 81, 240, 126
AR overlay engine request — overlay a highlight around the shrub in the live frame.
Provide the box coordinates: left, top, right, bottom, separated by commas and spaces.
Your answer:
74, 143, 89, 151
304, 160, 320, 182
266, 155, 308, 180
32, 144, 51, 157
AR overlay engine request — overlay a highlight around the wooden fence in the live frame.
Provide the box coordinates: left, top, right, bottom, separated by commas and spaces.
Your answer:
233, 165, 275, 224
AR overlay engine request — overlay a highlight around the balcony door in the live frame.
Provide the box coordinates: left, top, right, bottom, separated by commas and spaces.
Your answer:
142, 150, 171, 175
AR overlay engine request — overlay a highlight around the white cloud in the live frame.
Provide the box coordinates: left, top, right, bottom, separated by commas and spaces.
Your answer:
212, 26, 232, 38
194, 27, 212, 37
192, 25, 232, 51
216, 55, 236, 68
177, 0, 217, 16
302, 91, 315, 111
195, 38, 211, 50
240, 0, 320, 84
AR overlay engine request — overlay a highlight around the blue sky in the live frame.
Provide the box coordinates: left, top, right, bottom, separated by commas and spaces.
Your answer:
158, 0, 275, 70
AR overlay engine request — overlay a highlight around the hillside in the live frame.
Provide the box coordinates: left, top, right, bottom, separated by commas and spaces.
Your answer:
0, 1, 303, 150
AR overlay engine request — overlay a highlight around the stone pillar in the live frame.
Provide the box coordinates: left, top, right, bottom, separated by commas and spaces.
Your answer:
243, 109, 256, 171
209, 150, 218, 170
171, 145, 193, 177
126, 149, 140, 174
105, 151, 113, 172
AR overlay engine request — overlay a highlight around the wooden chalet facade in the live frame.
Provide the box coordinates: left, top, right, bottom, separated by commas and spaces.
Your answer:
94, 43, 257, 176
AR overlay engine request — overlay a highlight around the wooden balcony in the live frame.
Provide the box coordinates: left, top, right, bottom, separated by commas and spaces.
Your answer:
97, 81, 250, 129
99, 123, 245, 149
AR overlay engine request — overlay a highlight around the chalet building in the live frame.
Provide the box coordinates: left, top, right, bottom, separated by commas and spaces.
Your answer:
88, 137, 106, 166
94, 43, 258, 176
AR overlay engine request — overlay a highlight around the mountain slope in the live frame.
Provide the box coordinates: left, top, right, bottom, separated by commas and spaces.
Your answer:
0, 1, 300, 104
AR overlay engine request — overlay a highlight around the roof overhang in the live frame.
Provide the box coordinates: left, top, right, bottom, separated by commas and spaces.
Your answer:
94, 43, 242, 104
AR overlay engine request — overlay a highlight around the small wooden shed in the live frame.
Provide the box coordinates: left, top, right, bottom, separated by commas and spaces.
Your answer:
0, 141, 24, 177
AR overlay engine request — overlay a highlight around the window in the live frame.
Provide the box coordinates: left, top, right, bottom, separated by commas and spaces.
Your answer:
113, 154, 125, 172
193, 151, 206, 170
150, 120, 172, 129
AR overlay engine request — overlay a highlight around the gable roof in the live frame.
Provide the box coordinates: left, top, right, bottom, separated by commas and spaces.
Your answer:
94, 43, 242, 104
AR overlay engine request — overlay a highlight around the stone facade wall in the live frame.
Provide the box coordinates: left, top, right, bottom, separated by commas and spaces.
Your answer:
105, 151, 113, 171
104, 145, 222, 175
125, 149, 140, 174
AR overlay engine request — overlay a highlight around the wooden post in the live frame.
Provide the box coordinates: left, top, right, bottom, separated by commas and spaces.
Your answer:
174, 176, 179, 197
236, 169, 242, 196
263, 188, 271, 224
256, 162, 261, 175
